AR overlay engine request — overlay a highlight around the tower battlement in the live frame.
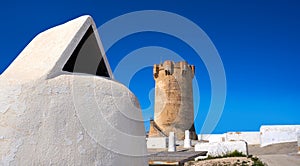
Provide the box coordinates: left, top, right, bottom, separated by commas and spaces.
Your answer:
153, 61, 195, 79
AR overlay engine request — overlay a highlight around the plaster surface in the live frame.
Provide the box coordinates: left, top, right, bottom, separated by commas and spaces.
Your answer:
198, 134, 226, 143
226, 132, 260, 145
194, 141, 248, 157
260, 125, 300, 147
146, 137, 168, 149
0, 15, 147, 165
198, 132, 261, 145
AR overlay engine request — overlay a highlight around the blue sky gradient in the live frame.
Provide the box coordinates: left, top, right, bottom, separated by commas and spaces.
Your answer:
0, 0, 299, 134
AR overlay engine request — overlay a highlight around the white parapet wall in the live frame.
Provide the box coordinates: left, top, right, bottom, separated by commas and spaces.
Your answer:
226, 132, 260, 145
147, 137, 168, 149
195, 141, 248, 157
260, 125, 300, 147
198, 132, 260, 145
197, 134, 226, 143
196, 125, 300, 149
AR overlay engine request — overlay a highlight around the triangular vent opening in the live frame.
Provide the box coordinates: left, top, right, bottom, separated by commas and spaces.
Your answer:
63, 26, 110, 78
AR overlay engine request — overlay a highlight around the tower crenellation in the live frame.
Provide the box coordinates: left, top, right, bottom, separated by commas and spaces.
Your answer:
153, 60, 195, 80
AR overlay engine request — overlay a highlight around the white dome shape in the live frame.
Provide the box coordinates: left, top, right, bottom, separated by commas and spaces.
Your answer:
0, 15, 147, 165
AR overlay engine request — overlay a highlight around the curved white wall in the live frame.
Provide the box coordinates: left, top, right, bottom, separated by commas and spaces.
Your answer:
0, 15, 147, 165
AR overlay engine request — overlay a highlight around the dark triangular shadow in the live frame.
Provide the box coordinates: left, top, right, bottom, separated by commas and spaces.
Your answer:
63, 26, 110, 78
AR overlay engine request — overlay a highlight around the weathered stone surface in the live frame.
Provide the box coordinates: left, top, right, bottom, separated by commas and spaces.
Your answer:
148, 120, 167, 137
149, 61, 196, 140
297, 133, 300, 154
0, 15, 147, 165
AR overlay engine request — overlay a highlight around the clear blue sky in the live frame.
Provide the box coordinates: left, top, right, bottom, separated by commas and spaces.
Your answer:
0, 0, 299, 134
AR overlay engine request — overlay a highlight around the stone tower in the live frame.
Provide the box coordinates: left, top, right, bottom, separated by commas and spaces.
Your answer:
149, 60, 197, 140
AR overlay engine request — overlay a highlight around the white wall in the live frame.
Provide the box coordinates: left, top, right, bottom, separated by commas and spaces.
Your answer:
147, 137, 168, 149
197, 134, 225, 143
196, 125, 300, 148
226, 132, 260, 145
198, 132, 260, 145
195, 141, 247, 157
0, 15, 148, 165
260, 125, 300, 147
